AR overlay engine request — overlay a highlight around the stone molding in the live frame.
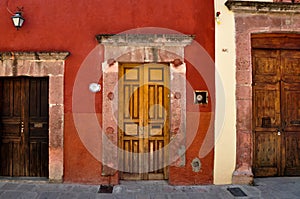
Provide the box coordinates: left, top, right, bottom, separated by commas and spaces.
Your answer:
225, 1, 300, 13
98, 34, 193, 64
0, 52, 69, 61
0, 51, 69, 182
96, 34, 194, 47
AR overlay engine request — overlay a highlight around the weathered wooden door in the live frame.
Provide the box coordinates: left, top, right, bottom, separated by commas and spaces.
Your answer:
253, 49, 300, 176
119, 63, 169, 180
0, 77, 49, 177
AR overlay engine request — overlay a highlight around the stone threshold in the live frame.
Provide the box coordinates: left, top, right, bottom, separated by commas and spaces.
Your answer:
0, 177, 49, 184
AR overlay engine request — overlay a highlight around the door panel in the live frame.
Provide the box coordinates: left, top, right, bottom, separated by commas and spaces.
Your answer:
254, 132, 280, 176
253, 48, 300, 177
144, 65, 169, 180
119, 63, 169, 180
119, 64, 143, 180
28, 78, 49, 177
0, 78, 25, 176
281, 50, 300, 83
0, 77, 49, 177
282, 82, 300, 175
252, 50, 280, 84
253, 83, 281, 176
253, 83, 281, 129
285, 133, 300, 175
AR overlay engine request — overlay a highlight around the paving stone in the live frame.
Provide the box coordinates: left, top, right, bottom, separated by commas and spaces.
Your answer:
259, 193, 281, 199
167, 193, 189, 199
241, 185, 261, 197
123, 187, 143, 193
96, 193, 115, 199
246, 197, 262, 199
142, 185, 163, 192
150, 194, 168, 199
0, 183, 20, 190
17, 191, 38, 199
114, 193, 135, 199
0, 191, 22, 199
72, 185, 98, 192
135, 193, 150, 199
78, 192, 98, 199
112, 186, 123, 194
18, 184, 36, 191
162, 186, 180, 192
37, 191, 60, 199
186, 192, 207, 199
35, 184, 72, 192
188, 186, 209, 193
0, 183, 5, 189
89, 186, 101, 192
0, 177, 298, 199
57, 191, 79, 199
270, 191, 299, 199
291, 189, 300, 197
222, 192, 237, 199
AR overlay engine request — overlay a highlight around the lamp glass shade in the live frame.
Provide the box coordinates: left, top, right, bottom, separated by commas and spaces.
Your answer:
11, 12, 25, 29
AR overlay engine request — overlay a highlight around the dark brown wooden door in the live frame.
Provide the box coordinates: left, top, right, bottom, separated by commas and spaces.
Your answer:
0, 77, 49, 177
253, 49, 300, 176
118, 63, 169, 180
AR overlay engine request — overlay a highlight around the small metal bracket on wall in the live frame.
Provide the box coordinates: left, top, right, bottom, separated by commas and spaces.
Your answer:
191, 157, 201, 172
194, 90, 208, 104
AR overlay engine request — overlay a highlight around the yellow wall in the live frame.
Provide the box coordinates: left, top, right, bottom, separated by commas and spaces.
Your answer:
214, 0, 236, 184
214, 0, 273, 184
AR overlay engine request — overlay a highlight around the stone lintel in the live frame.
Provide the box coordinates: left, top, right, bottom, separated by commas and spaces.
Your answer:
96, 34, 195, 47
225, 0, 300, 13
0, 52, 70, 61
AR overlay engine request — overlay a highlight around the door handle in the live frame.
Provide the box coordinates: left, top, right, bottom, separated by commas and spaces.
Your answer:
20, 121, 24, 145
277, 127, 284, 136
20, 121, 24, 133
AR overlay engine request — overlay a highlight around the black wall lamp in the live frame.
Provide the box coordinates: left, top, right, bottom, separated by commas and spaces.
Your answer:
11, 11, 25, 30
6, 0, 25, 30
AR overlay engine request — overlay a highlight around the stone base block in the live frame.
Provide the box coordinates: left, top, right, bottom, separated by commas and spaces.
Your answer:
232, 174, 253, 185
49, 179, 63, 183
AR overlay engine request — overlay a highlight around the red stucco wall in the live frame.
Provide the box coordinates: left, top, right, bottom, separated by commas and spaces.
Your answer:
0, 0, 215, 184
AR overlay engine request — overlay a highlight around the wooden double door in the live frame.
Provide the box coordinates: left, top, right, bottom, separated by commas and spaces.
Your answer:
0, 77, 49, 177
118, 63, 170, 180
253, 49, 300, 176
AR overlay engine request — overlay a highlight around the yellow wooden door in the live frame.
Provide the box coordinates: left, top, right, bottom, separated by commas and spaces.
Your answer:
118, 63, 169, 180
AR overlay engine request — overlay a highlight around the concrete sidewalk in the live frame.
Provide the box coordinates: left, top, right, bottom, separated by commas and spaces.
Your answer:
0, 177, 299, 199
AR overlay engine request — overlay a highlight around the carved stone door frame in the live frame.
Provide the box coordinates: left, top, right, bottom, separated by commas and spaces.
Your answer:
0, 52, 69, 182
97, 34, 193, 181
226, 0, 300, 184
